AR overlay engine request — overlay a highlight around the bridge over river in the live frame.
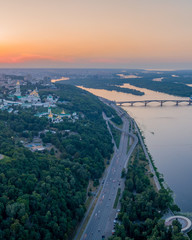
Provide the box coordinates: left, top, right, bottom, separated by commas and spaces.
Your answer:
116, 99, 192, 106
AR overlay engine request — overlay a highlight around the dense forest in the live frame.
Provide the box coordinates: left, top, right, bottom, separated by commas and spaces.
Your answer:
109, 145, 187, 240
123, 77, 192, 97
60, 70, 192, 97
0, 84, 122, 239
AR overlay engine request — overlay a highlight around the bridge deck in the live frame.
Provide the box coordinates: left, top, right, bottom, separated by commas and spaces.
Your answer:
115, 99, 192, 106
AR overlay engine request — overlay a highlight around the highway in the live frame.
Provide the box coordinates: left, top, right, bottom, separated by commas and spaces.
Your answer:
80, 103, 138, 240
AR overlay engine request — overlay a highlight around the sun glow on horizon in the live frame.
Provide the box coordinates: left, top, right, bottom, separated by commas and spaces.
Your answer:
0, 0, 192, 68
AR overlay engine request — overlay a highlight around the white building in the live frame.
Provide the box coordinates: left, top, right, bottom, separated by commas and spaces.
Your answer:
20, 89, 41, 103
14, 81, 21, 97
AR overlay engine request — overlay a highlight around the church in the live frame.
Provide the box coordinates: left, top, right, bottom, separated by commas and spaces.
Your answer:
14, 81, 43, 104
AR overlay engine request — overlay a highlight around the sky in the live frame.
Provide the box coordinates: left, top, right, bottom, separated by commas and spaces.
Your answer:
0, 0, 192, 69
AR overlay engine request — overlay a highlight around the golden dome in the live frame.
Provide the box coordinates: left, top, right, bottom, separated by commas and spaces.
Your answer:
30, 89, 39, 97
48, 113, 53, 118
48, 109, 53, 118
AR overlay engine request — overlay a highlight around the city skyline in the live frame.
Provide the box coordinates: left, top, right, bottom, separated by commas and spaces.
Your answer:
1, 0, 192, 69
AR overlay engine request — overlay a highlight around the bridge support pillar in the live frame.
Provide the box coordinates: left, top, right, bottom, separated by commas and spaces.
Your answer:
160, 101, 163, 106
189, 101, 191, 105
144, 102, 147, 106
176, 101, 179, 106
131, 103, 134, 106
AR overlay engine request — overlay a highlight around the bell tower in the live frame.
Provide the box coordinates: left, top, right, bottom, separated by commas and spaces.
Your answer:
14, 81, 21, 97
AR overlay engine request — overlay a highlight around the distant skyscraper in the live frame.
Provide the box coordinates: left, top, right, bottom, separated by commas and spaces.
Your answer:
14, 81, 21, 97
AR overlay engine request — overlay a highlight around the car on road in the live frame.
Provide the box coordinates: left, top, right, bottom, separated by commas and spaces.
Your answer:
112, 229, 115, 235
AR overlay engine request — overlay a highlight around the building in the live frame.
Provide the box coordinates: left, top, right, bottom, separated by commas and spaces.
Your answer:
14, 81, 21, 97
26, 89, 41, 103
48, 109, 53, 119
20, 88, 41, 103
35, 106, 72, 123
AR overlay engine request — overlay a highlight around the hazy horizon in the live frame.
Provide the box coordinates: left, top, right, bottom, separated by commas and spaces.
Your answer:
0, 67, 192, 71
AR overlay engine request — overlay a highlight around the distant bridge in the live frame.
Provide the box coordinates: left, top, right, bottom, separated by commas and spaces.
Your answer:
115, 99, 192, 106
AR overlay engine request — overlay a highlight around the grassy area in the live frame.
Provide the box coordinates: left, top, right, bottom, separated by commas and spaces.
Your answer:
111, 120, 123, 129
85, 196, 93, 209
109, 122, 121, 148
0, 155, 13, 164
136, 145, 159, 192
113, 188, 121, 209
127, 135, 130, 154
136, 126, 165, 188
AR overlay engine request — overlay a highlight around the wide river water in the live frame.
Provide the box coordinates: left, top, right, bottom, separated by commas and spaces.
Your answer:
79, 84, 192, 212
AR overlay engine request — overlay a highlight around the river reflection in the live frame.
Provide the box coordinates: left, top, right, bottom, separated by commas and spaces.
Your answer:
79, 85, 192, 212
51, 77, 69, 83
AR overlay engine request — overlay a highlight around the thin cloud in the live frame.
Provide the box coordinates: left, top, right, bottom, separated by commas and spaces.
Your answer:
89, 58, 125, 64
0, 54, 75, 63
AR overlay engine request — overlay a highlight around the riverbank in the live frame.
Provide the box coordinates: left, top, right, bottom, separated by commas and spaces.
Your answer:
108, 106, 188, 239
78, 85, 192, 212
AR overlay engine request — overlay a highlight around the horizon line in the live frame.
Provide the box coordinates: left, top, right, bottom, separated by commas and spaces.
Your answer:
0, 67, 192, 71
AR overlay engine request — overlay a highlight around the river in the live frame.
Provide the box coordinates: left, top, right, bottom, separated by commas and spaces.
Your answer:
79, 84, 192, 212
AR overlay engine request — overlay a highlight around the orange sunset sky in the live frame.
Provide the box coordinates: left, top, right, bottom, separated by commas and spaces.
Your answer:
0, 0, 192, 68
